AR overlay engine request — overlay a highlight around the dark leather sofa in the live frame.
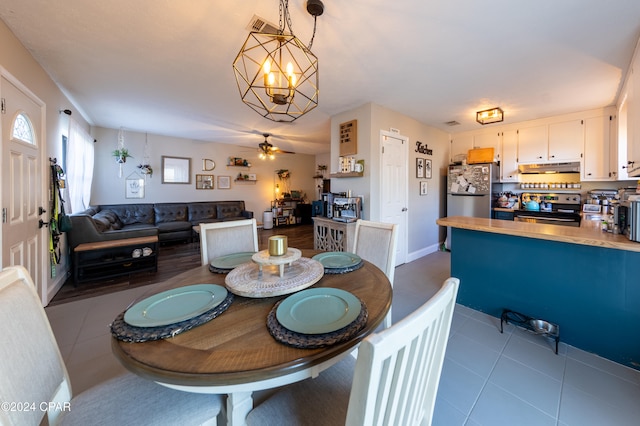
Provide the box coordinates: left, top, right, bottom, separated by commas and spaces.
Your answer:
68, 201, 253, 248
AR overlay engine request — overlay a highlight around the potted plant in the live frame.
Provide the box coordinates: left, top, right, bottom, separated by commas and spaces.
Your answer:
276, 169, 290, 180
137, 163, 153, 177
113, 148, 132, 164
316, 164, 327, 178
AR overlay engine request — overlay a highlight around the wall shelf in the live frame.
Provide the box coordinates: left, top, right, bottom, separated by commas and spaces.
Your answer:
234, 179, 257, 184
329, 172, 363, 178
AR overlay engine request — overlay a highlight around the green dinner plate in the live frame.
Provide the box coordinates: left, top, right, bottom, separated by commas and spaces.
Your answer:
124, 284, 228, 327
276, 288, 361, 334
210, 252, 256, 269
312, 252, 362, 269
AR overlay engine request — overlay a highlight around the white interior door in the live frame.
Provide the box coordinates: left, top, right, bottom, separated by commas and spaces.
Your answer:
380, 131, 408, 266
1, 73, 46, 303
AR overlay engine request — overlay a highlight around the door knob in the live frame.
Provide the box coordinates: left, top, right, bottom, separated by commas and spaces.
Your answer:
39, 207, 47, 215
402, 207, 408, 212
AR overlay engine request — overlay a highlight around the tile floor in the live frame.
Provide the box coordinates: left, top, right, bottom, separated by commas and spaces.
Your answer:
45, 251, 640, 425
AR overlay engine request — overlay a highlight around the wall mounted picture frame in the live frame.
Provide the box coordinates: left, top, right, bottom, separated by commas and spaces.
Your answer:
218, 175, 231, 189
424, 159, 432, 179
339, 119, 357, 156
125, 173, 145, 199
420, 181, 428, 196
161, 155, 191, 184
195, 174, 214, 189
416, 158, 424, 178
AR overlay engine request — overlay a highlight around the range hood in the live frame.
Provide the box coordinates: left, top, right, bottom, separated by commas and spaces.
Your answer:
518, 162, 581, 174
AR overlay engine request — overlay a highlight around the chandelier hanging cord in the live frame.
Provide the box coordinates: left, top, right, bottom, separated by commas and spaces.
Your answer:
280, 0, 318, 50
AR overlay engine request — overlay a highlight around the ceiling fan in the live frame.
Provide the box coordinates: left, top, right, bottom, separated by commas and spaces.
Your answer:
258, 133, 295, 159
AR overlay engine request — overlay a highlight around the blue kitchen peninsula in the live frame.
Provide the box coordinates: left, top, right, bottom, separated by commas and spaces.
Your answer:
437, 216, 640, 370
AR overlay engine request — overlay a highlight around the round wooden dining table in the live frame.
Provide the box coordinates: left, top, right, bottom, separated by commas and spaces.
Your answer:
111, 249, 392, 426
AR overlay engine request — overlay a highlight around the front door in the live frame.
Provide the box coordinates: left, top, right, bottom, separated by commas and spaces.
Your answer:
1, 73, 46, 303
380, 131, 408, 266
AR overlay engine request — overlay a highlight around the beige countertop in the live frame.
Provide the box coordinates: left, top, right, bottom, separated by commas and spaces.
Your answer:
437, 216, 640, 253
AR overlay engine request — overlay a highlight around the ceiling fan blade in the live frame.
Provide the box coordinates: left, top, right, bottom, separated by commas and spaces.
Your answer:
273, 147, 296, 154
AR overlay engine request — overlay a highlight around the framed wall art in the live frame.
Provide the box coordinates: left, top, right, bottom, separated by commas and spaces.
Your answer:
424, 159, 432, 179
217, 175, 231, 189
416, 158, 424, 178
339, 119, 357, 156
125, 173, 145, 199
161, 155, 191, 184
420, 181, 428, 196
195, 174, 214, 189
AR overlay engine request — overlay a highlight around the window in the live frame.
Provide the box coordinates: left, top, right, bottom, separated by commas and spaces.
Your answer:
11, 112, 36, 145
66, 118, 94, 213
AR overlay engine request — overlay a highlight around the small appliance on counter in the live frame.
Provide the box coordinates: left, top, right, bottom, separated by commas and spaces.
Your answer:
495, 192, 519, 209
331, 197, 362, 223
619, 198, 640, 241
586, 189, 618, 215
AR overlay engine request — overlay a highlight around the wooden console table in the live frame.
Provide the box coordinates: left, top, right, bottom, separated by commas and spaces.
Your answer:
312, 217, 356, 252
73, 236, 158, 284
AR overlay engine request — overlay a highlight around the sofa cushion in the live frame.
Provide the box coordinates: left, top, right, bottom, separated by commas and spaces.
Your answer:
92, 216, 110, 232
188, 203, 217, 222
101, 204, 155, 226
92, 209, 123, 232
216, 203, 244, 220
154, 203, 188, 224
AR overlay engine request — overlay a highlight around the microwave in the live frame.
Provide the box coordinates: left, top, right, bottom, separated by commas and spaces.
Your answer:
619, 200, 640, 242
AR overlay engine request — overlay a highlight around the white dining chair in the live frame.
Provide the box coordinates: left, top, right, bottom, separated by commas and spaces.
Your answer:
0, 265, 222, 426
247, 277, 459, 426
352, 219, 398, 328
199, 218, 259, 265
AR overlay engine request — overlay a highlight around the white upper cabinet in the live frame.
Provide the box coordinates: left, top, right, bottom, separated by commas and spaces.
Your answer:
517, 120, 583, 163
500, 130, 518, 182
582, 115, 611, 181
618, 96, 633, 180
627, 47, 640, 176
517, 124, 548, 163
548, 119, 583, 161
473, 132, 501, 161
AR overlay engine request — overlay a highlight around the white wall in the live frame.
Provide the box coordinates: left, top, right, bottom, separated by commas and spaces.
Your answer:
330, 103, 450, 261
90, 127, 317, 217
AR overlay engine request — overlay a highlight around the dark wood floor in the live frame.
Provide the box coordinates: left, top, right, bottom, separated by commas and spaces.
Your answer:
49, 224, 315, 306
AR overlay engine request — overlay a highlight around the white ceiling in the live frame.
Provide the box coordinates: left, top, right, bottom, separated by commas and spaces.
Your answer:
1, 0, 640, 155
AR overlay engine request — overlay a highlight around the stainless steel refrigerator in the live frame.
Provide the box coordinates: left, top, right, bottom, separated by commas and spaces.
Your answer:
445, 162, 500, 249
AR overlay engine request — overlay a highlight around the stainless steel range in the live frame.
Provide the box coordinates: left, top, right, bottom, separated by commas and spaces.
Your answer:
514, 192, 582, 227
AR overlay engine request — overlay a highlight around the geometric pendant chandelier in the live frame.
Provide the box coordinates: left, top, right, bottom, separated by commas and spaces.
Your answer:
233, 0, 324, 122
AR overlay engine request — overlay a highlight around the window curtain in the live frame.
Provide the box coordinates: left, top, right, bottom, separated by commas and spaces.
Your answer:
66, 118, 94, 213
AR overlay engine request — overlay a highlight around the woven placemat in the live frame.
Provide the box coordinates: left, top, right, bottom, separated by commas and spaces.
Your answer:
209, 264, 232, 274
322, 259, 364, 274
110, 292, 234, 342
267, 298, 368, 349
